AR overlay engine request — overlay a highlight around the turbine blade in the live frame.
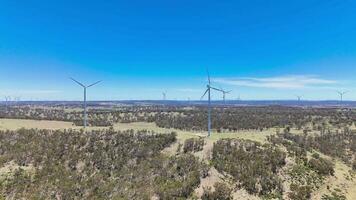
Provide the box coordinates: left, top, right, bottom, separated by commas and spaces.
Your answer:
201, 89, 209, 100
87, 80, 102, 88
207, 68, 211, 84
70, 77, 85, 87
210, 86, 224, 92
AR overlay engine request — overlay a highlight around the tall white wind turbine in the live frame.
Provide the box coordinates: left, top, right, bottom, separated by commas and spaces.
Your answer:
70, 78, 101, 128
201, 70, 224, 137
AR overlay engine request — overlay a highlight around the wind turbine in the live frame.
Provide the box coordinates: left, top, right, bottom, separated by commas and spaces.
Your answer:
162, 91, 167, 101
220, 87, 232, 104
70, 78, 101, 128
337, 91, 348, 102
201, 70, 224, 137
296, 95, 302, 102
237, 94, 241, 101
4, 96, 11, 111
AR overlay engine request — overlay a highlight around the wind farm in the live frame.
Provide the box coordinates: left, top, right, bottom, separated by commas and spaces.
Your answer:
1, 0, 356, 199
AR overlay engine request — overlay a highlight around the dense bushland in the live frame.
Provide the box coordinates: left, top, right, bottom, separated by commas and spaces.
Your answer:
2, 106, 356, 131
277, 128, 356, 164
183, 137, 205, 153
212, 139, 286, 198
0, 128, 206, 199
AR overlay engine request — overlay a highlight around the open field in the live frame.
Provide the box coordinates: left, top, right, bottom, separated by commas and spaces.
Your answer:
0, 118, 75, 130
0, 118, 276, 143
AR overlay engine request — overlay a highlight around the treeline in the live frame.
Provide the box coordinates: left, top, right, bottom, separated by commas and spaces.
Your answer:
1, 106, 356, 131
0, 106, 116, 127
154, 106, 356, 132
0, 128, 207, 199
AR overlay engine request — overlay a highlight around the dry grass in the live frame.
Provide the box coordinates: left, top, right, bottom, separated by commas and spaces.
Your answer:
0, 118, 276, 143
311, 159, 356, 200
0, 161, 35, 182
0, 119, 75, 130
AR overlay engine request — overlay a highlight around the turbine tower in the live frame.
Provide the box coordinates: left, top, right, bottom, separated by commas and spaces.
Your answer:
337, 91, 348, 102
70, 78, 101, 128
201, 70, 224, 137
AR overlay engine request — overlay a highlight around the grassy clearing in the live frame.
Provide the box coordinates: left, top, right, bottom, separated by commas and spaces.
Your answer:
0, 118, 276, 143
0, 118, 75, 130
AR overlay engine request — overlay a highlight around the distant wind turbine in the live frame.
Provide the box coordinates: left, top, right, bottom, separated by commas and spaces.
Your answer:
220, 87, 232, 104
70, 78, 101, 128
4, 96, 11, 111
337, 91, 348, 102
162, 91, 167, 101
237, 94, 241, 101
201, 69, 224, 137
296, 95, 302, 102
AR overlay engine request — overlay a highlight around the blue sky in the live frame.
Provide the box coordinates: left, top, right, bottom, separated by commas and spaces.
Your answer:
1, 0, 356, 101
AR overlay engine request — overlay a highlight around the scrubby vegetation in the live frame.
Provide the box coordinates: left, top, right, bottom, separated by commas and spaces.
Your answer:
154, 153, 208, 199
274, 127, 356, 165
321, 188, 346, 200
212, 139, 286, 198
268, 130, 348, 199
202, 182, 233, 200
0, 128, 207, 199
183, 137, 205, 153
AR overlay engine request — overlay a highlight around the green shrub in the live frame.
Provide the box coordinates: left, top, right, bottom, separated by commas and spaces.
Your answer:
183, 138, 205, 153
202, 182, 232, 200
289, 184, 312, 200
308, 157, 334, 176
312, 152, 320, 159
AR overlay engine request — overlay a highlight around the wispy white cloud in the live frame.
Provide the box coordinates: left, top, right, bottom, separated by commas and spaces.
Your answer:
213, 75, 338, 89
